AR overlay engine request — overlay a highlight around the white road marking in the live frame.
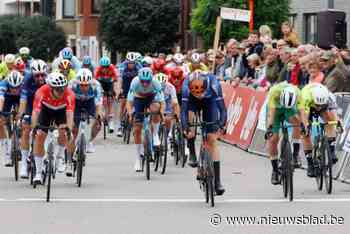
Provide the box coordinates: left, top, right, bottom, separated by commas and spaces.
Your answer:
0, 198, 350, 203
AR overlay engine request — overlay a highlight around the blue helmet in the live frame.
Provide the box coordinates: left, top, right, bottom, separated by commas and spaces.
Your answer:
99, 56, 110, 67
82, 56, 92, 66
138, 67, 153, 82
62, 47, 73, 60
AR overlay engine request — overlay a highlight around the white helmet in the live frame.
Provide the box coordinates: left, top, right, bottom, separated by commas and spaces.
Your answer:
30, 59, 47, 74
48, 72, 68, 88
77, 68, 93, 84
191, 53, 201, 63
4, 54, 16, 64
311, 84, 329, 105
280, 86, 297, 108
6, 71, 24, 88
173, 53, 184, 64
142, 56, 153, 66
126, 52, 137, 62
134, 52, 142, 60
19, 47, 30, 55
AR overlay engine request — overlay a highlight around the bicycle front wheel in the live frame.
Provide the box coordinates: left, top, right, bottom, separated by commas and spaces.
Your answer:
144, 131, 152, 180
323, 139, 333, 194
161, 127, 168, 175
77, 134, 86, 187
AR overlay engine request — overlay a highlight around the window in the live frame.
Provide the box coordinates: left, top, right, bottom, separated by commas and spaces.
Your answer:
304, 14, 317, 44
92, 0, 104, 14
63, 0, 75, 18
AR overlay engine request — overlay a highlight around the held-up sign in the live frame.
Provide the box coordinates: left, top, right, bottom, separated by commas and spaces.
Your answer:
220, 7, 251, 22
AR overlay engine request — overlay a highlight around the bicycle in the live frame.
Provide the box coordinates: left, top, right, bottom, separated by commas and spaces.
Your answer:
0, 108, 21, 181
170, 115, 186, 167
121, 110, 132, 144
154, 121, 168, 174
310, 117, 341, 194
188, 121, 217, 207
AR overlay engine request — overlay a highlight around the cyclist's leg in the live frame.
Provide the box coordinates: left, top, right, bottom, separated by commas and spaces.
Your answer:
55, 108, 68, 173
321, 110, 338, 163
20, 115, 31, 177
150, 101, 161, 146
268, 109, 282, 184
133, 98, 146, 171
302, 111, 315, 177
187, 96, 198, 166
117, 97, 126, 135
288, 111, 302, 167
0, 98, 14, 166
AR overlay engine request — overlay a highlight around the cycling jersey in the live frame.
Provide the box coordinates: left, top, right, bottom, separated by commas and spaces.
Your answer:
163, 82, 178, 114
181, 74, 227, 132
0, 79, 22, 112
301, 83, 337, 114
127, 77, 164, 103
168, 73, 185, 94
119, 61, 142, 97
186, 63, 209, 73
33, 84, 75, 113
0, 62, 10, 80
267, 82, 302, 110
70, 79, 103, 106
95, 64, 118, 82
20, 72, 46, 114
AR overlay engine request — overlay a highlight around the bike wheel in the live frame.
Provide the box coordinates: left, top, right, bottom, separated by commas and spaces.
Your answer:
144, 132, 152, 180
285, 142, 294, 202
281, 142, 288, 199
323, 139, 333, 194
177, 124, 186, 168
46, 157, 52, 202
30, 156, 35, 186
161, 127, 168, 175
103, 120, 107, 140
314, 144, 323, 191
77, 135, 86, 187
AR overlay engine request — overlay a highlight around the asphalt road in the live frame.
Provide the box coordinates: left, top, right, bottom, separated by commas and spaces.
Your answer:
1, 134, 350, 234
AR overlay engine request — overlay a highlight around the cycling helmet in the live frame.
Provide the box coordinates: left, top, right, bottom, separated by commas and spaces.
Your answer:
48, 72, 68, 88
31, 59, 48, 74
153, 58, 166, 71
19, 47, 30, 55
138, 67, 153, 82
280, 86, 297, 109
311, 84, 329, 105
155, 73, 168, 85
134, 52, 142, 61
6, 71, 24, 88
191, 53, 201, 64
99, 56, 111, 67
173, 53, 184, 64
126, 52, 137, 63
4, 54, 16, 64
77, 68, 93, 85
141, 56, 153, 67
61, 47, 73, 60
82, 56, 92, 66
171, 67, 184, 78
59, 59, 72, 71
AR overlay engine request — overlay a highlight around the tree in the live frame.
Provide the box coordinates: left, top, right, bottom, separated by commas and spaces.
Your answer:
100, 0, 180, 55
191, 0, 290, 48
0, 15, 66, 61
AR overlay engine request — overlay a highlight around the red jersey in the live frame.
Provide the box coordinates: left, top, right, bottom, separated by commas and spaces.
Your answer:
33, 84, 75, 113
168, 67, 185, 94
94, 64, 118, 82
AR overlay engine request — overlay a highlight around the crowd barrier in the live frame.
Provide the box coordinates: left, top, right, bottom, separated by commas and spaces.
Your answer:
221, 83, 350, 184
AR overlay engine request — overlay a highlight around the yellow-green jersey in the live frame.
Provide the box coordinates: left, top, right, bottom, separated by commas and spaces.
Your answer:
267, 82, 302, 110
0, 62, 10, 80
300, 83, 337, 114
188, 63, 208, 73
54, 69, 76, 82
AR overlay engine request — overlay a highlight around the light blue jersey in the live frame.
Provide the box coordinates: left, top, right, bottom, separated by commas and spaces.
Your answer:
127, 77, 164, 103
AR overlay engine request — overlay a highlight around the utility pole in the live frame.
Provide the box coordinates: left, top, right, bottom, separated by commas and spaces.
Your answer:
249, 0, 254, 32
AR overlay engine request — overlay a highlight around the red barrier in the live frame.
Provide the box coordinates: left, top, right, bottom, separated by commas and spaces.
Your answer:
221, 84, 267, 150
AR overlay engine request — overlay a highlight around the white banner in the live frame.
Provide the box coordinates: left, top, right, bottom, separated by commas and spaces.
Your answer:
220, 7, 251, 22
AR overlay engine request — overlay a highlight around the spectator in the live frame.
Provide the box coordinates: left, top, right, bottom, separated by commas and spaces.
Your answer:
214, 51, 226, 80
247, 31, 264, 57
242, 53, 261, 85
278, 49, 303, 86
259, 25, 273, 45
276, 39, 287, 51
308, 61, 324, 83
277, 47, 292, 73
223, 39, 240, 76
320, 50, 350, 92
264, 49, 280, 85
281, 21, 300, 48
298, 55, 310, 87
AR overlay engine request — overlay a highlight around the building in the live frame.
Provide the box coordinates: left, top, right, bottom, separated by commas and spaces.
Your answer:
290, 0, 349, 46
0, 0, 40, 16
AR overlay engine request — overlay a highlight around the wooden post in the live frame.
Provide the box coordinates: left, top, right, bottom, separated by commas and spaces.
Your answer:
212, 16, 222, 73
249, 0, 254, 32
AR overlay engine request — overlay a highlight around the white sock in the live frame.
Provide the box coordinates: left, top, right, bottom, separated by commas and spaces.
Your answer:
34, 156, 43, 174
56, 145, 65, 159
153, 123, 160, 135
21, 150, 29, 162
5, 138, 11, 155
136, 144, 142, 158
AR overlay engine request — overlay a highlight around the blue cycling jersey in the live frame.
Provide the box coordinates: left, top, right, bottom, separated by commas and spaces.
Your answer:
0, 79, 22, 99
70, 79, 103, 106
127, 77, 164, 103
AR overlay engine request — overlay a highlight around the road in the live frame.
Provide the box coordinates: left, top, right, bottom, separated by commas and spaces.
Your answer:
0, 134, 350, 234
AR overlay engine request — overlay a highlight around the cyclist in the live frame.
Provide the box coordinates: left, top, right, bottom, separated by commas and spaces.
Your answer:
168, 67, 186, 104
58, 59, 76, 82
154, 73, 180, 131
117, 52, 142, 136
183, 53, 208, 75
0, 71, 24, 166
18, 59, 48, 178
81, 55, 96, 73
52, 47, 81, 72
95, 56, 119, 133
18, 47, 33, 70
31, 72, 75, 184
265, 82, 303, 185
151, 58, 169, 75
141, 56, 153, 68
66, 68, 103, 176
126, 68, 164, 172
0, 54, 16, 80
181, 70, 227, 195
300, 83, 340, 177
